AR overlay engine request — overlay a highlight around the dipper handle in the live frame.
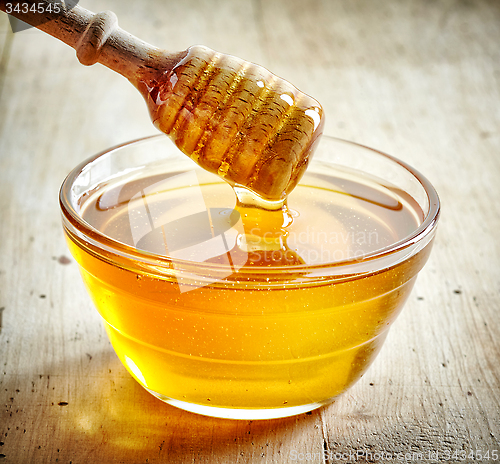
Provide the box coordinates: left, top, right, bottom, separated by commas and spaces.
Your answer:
0, 0, 185, 79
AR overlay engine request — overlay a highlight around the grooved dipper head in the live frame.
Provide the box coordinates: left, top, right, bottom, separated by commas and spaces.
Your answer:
139, 45, 324, 201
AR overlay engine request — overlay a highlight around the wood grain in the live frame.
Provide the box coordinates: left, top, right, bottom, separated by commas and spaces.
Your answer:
1, 0, 499, 462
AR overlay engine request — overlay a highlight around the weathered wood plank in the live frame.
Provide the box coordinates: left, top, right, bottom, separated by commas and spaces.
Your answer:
1, 0, 499, 462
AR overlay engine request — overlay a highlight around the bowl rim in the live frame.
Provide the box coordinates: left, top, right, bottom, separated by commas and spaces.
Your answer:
59, 134, 441, 275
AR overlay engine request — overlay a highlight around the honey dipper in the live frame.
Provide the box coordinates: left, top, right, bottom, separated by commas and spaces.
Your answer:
1, 1, 324, 202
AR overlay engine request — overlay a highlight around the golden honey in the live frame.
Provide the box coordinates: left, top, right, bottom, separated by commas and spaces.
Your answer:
60, 137, 438, 418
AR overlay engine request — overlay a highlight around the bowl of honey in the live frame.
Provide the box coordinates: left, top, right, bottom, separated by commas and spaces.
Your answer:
60, 134, 440, 419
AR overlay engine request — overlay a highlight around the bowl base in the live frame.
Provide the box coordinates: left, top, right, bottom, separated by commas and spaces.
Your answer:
144, 387, 332, 420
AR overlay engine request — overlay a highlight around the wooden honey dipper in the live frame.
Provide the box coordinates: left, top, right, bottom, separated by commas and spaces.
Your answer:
1, 1, 324, 202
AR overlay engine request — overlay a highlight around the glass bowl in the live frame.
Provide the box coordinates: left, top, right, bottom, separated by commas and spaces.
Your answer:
59, 135, 440, 420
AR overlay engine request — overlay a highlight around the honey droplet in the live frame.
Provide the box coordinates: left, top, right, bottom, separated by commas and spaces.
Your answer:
218, 161, 230, 177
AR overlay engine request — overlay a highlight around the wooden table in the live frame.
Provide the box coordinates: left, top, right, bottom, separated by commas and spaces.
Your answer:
1, 1, 499, 462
